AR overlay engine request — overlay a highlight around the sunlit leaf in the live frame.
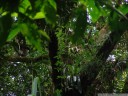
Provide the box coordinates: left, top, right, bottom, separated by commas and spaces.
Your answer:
33, 12, 45, 19
19, 0, 32, 14
48, 0, 57, 10
7, 24, 20, 41
18, 21, 49, 50
1, 11, 8, 16
20, 23, 42, 50
11, 12, 18, 17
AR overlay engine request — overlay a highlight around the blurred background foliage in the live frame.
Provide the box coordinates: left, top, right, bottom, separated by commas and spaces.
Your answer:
0, 0, 128, 96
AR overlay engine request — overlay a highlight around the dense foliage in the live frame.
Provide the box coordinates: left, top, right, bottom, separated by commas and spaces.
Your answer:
0, 0, 128, 96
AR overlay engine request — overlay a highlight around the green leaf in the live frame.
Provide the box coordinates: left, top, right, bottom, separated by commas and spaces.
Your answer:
119, 4, 128, 15
86, 0, 101, 22
38, 30, 50, 41
33, 12, 45, 19
18, 0, 46, 20
20, 23, 29, 35
18, 0, 32, 14
48, 0, 57, 10
109, 11, 128, 32
20, 22, 49, 50
32, 77, 39, 96
32, 77, 41, 96
43, 1, 57, 25
54, 89, 62, 96
29, 0, 44, 11
71, 6, 87, 43
11, 12, 18, 17
98, 1, 128, 20
20, 23, 42, 50
0, 14, 12, 47
7, 25, 20, 41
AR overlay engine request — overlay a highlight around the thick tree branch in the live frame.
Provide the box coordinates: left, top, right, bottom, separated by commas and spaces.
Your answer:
3, 55, 49, 63
80, 22, 128, 95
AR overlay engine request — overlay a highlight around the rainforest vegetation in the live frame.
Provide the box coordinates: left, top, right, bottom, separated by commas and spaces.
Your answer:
0, 0, 128, 96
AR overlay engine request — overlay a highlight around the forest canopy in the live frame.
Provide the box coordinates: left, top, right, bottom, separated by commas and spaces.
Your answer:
0, 0, 128, 96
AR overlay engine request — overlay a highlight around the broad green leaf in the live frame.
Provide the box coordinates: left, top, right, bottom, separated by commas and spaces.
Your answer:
19, 0, 32, 14
32, 77, 39, 96
79, 0, 87, 6
71, 6, 87, 43
11, 12, 18, 17
98, 1, 128, 20
32, 77, 41, 96
28, 0, 45, 19
19, 22, 49, 50
119, 4, 128, 15
20, 23, 42, 50
29, 0, 44, 11
0, 14, 12, 47
110, 5, 127, 20
33, 12, 45, 19
109, 11, 128, 32
7, 24, 20, 41
86, 0, 101, 22
43, 1, 57, 25
18, 0, 46, 20
20, 23, 29, 35
48, 0, 57, 10
108, 11, 128, 43
1, 11, 8, 16
20, 11, 45, 20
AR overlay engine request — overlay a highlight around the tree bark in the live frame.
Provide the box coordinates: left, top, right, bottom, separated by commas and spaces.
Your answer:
48, 31, 62, 90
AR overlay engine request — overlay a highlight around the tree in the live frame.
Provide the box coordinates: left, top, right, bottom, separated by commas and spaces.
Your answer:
0, 0, 128, 96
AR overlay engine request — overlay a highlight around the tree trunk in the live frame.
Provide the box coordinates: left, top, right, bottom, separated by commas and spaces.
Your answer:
48, 31, 62, 91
